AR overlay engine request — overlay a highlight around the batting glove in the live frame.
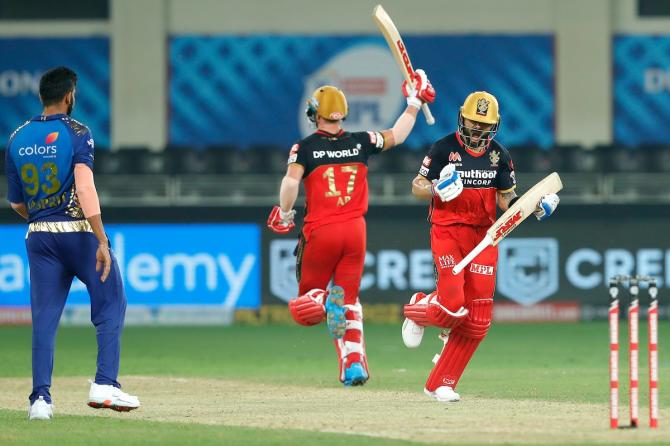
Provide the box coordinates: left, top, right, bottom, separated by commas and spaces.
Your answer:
267, 205, 296, 233
432, 164, 463, 202
402, 69, 436, 109
534, 193, 560, 221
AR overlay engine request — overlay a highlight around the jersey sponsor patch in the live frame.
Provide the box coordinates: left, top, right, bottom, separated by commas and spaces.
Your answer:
419, 166, 429, 176
287, 144, 299, 164
367, 131, 384, 149
469, 263, 494, 275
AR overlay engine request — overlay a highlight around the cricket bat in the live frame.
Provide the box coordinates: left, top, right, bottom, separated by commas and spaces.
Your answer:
372, 4, 435, 125
452, 172, 563, 275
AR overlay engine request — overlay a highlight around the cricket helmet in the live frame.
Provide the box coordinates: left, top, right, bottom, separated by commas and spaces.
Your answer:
306, 86, 348, 122
457, 91, 500, 150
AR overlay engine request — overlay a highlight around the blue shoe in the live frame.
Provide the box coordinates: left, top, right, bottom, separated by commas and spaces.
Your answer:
343, 362, 369, 386
325, 286, 346, 339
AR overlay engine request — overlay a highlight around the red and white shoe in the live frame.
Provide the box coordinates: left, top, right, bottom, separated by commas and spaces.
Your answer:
87, 381, 140, 412
424, 386, 460, 402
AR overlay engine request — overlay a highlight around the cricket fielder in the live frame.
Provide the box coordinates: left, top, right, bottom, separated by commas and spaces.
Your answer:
5, 67, 140, 420
267, 71, 435, 386
403, 91, 560, 402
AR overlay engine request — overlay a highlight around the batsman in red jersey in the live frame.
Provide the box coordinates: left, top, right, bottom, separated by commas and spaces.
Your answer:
402, 91, 560, 402
267, 71, 435, 386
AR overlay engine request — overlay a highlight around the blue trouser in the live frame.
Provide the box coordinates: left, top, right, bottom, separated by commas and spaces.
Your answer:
26, 231, 127, 404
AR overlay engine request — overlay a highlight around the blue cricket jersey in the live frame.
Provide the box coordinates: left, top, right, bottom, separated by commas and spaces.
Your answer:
5, 114, 94, 223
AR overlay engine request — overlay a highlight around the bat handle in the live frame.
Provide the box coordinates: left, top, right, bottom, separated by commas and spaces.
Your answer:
421, 103, 435, 125
452, 235, 493, 275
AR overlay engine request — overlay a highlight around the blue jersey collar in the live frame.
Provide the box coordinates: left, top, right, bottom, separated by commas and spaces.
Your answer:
31, 113, 67, 122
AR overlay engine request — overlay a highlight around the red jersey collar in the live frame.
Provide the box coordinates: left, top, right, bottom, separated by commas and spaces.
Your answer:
455, 131, 488, 158
316, 129, 345, 137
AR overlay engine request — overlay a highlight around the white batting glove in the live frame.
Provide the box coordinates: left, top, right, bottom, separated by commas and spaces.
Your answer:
432, 164, 463, 202
534, 193, 560, 221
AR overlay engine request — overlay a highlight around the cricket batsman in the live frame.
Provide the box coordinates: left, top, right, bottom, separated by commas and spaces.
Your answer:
402, 91, 560, 402
267, 71, 435, 386
5, 67, 140, 420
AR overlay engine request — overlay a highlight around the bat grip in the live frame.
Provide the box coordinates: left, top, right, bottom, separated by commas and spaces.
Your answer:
452, 235, 493, 275
421, 103, 435, 125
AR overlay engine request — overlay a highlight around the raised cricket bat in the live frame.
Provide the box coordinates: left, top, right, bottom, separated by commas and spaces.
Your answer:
372, 4, 435, 125
452, 172, 563, 275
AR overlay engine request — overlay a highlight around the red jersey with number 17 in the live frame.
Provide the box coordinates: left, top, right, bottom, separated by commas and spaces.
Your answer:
289, 129, 385, 237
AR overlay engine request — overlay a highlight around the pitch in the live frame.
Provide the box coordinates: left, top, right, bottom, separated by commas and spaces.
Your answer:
0, 323, 667, 445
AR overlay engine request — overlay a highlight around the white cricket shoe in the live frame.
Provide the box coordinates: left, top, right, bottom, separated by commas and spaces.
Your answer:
29, 396, 53, 420
402, 292, 429, 348
424, 386, 461, 402
88, 381, 141, 412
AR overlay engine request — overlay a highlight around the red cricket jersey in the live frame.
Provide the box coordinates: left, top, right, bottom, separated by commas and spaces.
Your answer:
289, 129, 385, 238
418, 132, 516, 228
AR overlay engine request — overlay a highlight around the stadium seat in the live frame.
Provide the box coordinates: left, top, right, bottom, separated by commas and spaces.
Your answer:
94, 150, 123, 175
559, 144, 605, 173
601, 144, 649, 173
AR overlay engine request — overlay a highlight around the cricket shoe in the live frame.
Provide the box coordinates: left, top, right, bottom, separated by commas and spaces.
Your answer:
402, 292, 428, 348
325, 285, 346, 339
343, 362, 369, 386
424, 386, 460, 402
88, 381, 141, 412
28, 396, 53, 420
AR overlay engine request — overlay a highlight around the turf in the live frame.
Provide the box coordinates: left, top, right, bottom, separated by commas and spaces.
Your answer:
0, 322, 667, 445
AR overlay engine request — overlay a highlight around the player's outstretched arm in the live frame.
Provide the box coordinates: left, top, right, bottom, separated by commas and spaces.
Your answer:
380, 69, 435, 150
74, 163, 111, 282
268, 163, 304, 234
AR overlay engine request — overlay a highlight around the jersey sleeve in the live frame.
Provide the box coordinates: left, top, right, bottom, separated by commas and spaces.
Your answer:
287, 142, 308, 167
72, 129, 95, 170
361, 131, 385, 157
418, 142, 445, 181
5, 145, 23, 204
496, 148, 516, 192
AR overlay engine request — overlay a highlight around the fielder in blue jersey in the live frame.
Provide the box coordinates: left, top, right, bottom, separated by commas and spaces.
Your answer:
5, 67, 140, 420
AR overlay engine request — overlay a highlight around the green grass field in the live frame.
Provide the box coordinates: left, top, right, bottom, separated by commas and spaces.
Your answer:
0, 322, 667, 445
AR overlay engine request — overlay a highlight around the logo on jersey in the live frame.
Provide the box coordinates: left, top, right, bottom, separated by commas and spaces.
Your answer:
448, 152, 461, 163
314, 148, 360, 159
18, 133, 58, 157
367, 131, 384, 149
489, 150, 500, 167
287, 144, 299, 164
437, 254, 456, 269
469, 263, 494, 275
87, 138, 94, 148
476, 98, 490, 116
45, 132, 59, 144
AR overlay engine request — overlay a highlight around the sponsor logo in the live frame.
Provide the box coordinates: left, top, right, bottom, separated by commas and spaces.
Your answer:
419, 166, 429, 176
469, 263, 494, 275
45, 132, 59, 144
314, 148, 360, 159
448, 152, 461, 163
510, 171, 516, 184
494, 210, 523, 241
441, 378, 456, 386
489, 150, 500, 167
422, 156, 432, 167
18, 144, 57, 156
476, 98, 490, 116
0, 70, 40, 97
497, 238, 559, 305
460, 169, 496, 179
288, 144, 299, 164
438, 254, 456, 269
396, 40, 413, 76
87, 138, 94, 148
